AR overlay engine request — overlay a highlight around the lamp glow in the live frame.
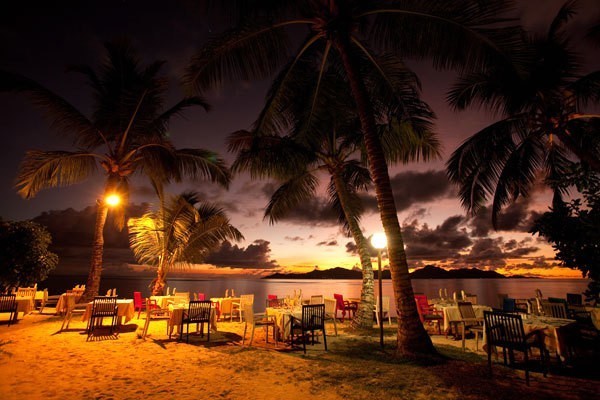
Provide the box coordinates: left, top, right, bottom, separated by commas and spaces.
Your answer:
371, 232, 387, 249
105, 194, 121, 207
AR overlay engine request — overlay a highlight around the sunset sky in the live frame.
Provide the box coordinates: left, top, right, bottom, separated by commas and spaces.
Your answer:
1, 1, 598, 279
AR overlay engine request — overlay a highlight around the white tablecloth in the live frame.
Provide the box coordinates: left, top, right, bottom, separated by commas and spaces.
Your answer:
434, 303, 492, 332
168, 303, 217, 335
265, 307, 302, 340
81, 299, 135, 324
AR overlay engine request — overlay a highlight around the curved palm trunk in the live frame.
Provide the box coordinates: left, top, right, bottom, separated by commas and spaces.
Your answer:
81, 200, 109, 302
334, 38, 436, 357
151, 264, 167, 296
332, 172, 375, 329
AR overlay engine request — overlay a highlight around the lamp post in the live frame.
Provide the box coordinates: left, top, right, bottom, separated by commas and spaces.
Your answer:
371, 232, 387, 350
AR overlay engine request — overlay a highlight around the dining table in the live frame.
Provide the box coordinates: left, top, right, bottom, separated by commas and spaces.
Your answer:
81, 299, 135, 325
55, 293, 83, 315
149, 295, 176, 309
167, 302, 218, 336
265, 306, 302, 341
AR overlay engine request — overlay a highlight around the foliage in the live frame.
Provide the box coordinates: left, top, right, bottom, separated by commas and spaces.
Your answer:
447, 1, 600, 227
128, 192, 243, 294
0, 219, 58, 291
531, 166, 600, 302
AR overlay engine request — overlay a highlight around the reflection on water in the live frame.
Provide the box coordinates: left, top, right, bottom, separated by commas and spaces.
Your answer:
42, 275, 589, 315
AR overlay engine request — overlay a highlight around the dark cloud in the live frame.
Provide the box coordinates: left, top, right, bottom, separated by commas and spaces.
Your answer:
285, 236, 304, 242
468, 199, 544, 237
361, 170, 454, 213
402, 215, 472, 261
204, 239, 279, 269
317, 240, 338, 247
345, 241, 357, 255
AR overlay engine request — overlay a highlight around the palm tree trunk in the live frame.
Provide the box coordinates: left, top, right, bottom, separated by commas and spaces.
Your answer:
152, 265, 167, 296
80, 199, 109, 302
334, 37, 436, 357
332, 172, 375, 329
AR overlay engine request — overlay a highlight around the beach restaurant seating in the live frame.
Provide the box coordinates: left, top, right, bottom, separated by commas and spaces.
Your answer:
241, 303, 278, 347
141, 298, 171, 339
87, 296, 119, 339
375, 296, 392, 326
414, 294, 443, 334
324, 298, 338, 336
266, 298, 285, 308
333, 294, 357, 322
457, 301, 483, 351
541, 300, 568, 319
310, 295, 324, 305
233, 294, 254, 322
179, 300, 212, 343
291, 304, 327, 354
0, 294, 18, 326
483, 310, 548, 386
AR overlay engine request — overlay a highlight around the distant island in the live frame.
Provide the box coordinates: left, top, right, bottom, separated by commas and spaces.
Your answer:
263, 265, 508, 280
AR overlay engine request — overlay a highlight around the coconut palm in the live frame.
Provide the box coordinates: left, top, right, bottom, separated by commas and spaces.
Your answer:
447, 1, 600, 226
185, 0, 517, 356
1, 39, 230, 301
228, 53, 439, 329
128, 191, 243, 295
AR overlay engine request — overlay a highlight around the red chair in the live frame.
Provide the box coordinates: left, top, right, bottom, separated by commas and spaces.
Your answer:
134, 291, 159, 319
198, 293, 206, 301
414, 294, 444, 334
333, 294, 357, 322
267, 294, 278, 300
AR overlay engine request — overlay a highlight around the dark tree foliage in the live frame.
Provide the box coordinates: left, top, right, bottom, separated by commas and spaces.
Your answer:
531, 166, 600, 303
0, 219, 58, 291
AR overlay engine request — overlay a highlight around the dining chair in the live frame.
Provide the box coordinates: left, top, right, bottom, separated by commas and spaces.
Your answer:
541, 300, 568, 319
233, 294, 254, 322
483, 310, 548, 386
414, 294, 443, 334
0, 294, 18, 326
375, 296, 392, 326
323, 298, 338, 336
241, 303, 278, 347
87, 296, 118, 339
333, 294, 357, 322
457, 301, 483, 351
141, 298, 171, 339
291, 304, 327, 354
59, 295, 87, 332
179, 300, 212, 343
310, 295, 324, 305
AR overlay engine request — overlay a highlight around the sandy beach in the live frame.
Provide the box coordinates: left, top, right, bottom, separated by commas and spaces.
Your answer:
0, 310, 598, 400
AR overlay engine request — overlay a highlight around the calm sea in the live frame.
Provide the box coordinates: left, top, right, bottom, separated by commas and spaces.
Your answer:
42, 275, 589, 314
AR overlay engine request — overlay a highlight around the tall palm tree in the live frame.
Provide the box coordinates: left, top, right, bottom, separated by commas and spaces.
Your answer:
185, 0, 517, 356
447, 1, 600, 226
128, 191, 243, 295
228, 53, 439, 329
1, 39, 230, 301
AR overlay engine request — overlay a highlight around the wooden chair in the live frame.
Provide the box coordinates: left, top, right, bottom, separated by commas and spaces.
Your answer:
541, 300, 568, 319
266, 298, 286, 308
333, 294, 357, 322
457, 301, 483, 351
0, 294, 18, 326
566, 293, 582, 306
310, 295, 324, 305
242, 303, 278, 346
291, 304, 327, 354
86, 296, 118, 339
60, 295, 87, 332
414, 294, 443, 334
220, 298, 234, 321
375, 296, 392, 326
483, 311, 548, 385
179, 300, 212, 343
141, 298, 171, 339
233, 294, 254, 322
323, 298, 338, 336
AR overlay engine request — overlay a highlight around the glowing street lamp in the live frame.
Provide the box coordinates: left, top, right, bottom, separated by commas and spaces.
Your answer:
371, 232, 387, 349
105, 193, 121, 207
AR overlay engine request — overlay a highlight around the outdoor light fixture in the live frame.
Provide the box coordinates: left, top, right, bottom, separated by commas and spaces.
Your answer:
371, 232, 387, 350
105, 193, 121, 207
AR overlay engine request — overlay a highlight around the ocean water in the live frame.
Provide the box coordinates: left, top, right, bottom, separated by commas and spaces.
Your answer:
42, 275, 589, 315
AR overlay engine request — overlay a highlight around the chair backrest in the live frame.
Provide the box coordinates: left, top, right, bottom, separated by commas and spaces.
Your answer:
302, 304, 325, 330
243, 303, 254, 324
535, 288, 543, 300
566, 293, 582, 306
91, 296, 117, 317
133, 292, 143, 308
186, 300, 211, 322
497, 293, 508, 309
145, 298, 158, 312
267, 294, 278, 300
174, 292, 190, 303
464, 294, 478, 305
17, 287, 36, 299
197, 293, 206, 301
457, 301, 477, 319
502, 297, 516, 312
221, 298, 233, 314
483, 311, 526, 349
310, 295, 324, 305
266, 298, 285, 308
240, 294, 254, 307
413, 294, 430, 313
0, 294, 16, 311
541, 300, 568, 319
333, 294, 344, 310
375, 296, 390, 312
324, 298, 336, 315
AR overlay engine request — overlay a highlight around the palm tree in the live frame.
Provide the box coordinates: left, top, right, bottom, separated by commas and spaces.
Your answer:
228, 54, 439, 329
2, 39, 230, 301
128, 191, 243, 295
447, 1, 600, 226
185, 0, 517, 356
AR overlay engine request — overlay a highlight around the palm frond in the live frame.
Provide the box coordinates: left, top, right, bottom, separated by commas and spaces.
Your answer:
264, 173, 319, 224
173, 149, 231, 188
15, 150, 99, 199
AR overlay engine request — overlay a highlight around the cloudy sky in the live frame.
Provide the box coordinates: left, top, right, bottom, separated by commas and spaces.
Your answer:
1, 1, 598, 278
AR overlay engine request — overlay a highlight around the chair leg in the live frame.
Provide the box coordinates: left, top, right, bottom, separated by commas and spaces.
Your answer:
323, 328, 327, 351
142, 316, 151, 339
249, 324, 255, 346
333, 317, 337, 336
242, 323, 247, 345
461, 323, 466, 352
303, 330, 307, 354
